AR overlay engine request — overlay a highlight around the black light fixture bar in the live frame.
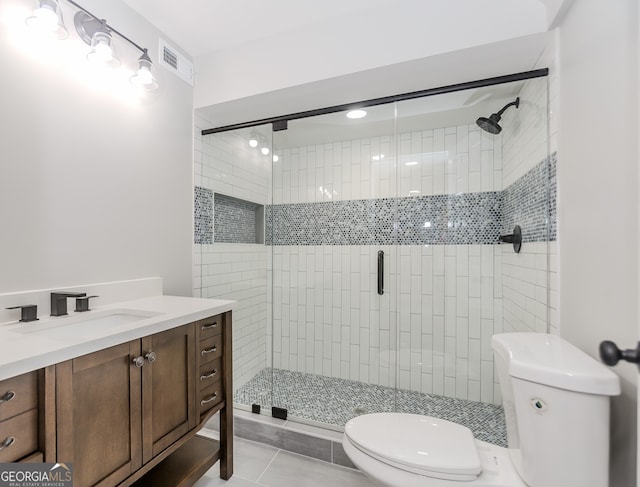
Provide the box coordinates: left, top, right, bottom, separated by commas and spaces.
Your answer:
64, 0, 146, 54
201, 68, 549, 136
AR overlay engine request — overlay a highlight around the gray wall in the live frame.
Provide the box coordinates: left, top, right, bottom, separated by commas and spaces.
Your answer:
557, 1, 638, 485
0, 0, 193, 295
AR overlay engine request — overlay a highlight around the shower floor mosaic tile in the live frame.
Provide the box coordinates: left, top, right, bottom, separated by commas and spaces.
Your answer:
234, 367, 507, 447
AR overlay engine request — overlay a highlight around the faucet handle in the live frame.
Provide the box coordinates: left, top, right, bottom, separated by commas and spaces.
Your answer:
75, 295, 99, 313
6, 305, 38, 323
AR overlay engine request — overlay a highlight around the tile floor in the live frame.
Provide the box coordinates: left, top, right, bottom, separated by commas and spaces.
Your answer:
235, 367, 507, 446
194, 436, 374, 487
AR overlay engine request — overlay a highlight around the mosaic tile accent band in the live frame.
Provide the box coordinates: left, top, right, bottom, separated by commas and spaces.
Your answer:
194, 186, 213, 244
501, 154, 555, 243
196, 153, 557, 246
267, 192, 502, 246
214, 193, 261, 244
235, 367, 507, 447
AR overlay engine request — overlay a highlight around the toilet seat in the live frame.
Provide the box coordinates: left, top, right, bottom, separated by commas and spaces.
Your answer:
344, 413, 482, 482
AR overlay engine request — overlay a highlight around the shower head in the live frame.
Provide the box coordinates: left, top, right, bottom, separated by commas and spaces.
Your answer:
476, 97, 520, 135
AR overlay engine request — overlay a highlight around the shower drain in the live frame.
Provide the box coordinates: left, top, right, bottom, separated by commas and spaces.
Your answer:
353, 407, 368, 415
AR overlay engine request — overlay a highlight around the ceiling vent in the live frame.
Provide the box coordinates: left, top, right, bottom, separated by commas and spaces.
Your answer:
158, 38, 193, 86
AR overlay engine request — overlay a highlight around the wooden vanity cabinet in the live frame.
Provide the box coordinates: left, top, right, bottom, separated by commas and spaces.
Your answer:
54, 311, 233, 487
0, 368, 55, 464
56, 340, 143, 487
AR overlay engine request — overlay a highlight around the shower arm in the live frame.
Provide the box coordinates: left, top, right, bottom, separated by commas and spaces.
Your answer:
495, 97, 520, 118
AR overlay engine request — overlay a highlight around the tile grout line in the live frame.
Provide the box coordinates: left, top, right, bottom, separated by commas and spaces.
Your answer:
255, 448, 283, 484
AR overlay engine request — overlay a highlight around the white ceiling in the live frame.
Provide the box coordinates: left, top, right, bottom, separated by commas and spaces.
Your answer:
121, 0, 399, 57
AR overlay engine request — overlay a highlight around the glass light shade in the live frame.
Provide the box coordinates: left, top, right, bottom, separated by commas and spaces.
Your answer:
25, 0, 68, 40
87, 28, 120, 68
130, 50, 158, 90
248, 138, 258, 148
261, 147, 270, 155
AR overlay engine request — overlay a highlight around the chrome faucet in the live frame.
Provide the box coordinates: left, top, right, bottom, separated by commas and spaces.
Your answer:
50, 292, 87, 316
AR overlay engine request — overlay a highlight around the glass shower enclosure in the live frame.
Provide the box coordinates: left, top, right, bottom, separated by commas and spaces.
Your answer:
194, 73, 552, 446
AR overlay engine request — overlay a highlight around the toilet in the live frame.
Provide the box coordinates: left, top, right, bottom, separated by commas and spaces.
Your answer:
342, 333, 620, 487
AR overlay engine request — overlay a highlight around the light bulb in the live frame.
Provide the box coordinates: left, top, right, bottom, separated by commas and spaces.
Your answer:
130, 49, 158, 90
261, 147, 270, 155
87, 22, 120, 68
249, 139, 258, 148
25, 0, 68, 39
273, 155, 279, 162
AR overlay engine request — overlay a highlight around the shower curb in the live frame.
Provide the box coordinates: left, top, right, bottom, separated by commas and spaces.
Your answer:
203, 409, 358, 470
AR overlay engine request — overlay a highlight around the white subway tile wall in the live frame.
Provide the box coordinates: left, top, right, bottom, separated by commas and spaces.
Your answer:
500, 77, 554, 335
194, 114, 270, 388
194, 76, 553, 409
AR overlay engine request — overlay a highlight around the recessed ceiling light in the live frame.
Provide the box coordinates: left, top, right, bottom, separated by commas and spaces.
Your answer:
346, 109, 367, 119
405, 161, 419, 166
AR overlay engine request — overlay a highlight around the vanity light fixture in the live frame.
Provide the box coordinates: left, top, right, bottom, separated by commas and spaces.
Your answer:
85, 19, 120, 67
346, 109, 367, 119
130, 49, 158, 90
261, 147, 270, 156
272, 155, 279, 162
405, 161, 419, 166
25, 0, 68, 39
248, 138, 258, 148
25, 0, 159, 90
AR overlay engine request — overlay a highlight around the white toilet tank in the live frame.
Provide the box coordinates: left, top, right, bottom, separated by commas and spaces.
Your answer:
492, 333, 620, 487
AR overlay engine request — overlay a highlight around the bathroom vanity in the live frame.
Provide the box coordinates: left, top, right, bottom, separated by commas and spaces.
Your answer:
0, 294, 234, 487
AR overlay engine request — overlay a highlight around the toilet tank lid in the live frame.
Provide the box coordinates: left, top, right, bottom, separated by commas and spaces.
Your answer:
492, 333, 620, 396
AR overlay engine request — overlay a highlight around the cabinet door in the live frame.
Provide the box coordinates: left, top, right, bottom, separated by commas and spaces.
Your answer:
56, 341, 142, 487
141, 324, 196, 463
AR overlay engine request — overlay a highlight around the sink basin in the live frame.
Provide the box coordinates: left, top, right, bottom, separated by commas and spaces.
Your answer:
13, 309, 162, 340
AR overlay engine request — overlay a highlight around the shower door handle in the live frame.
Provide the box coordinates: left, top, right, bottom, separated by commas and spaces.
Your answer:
377, 250, 384, 295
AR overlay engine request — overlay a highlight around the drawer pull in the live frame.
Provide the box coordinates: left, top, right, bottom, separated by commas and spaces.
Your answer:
202, 322, 218, 331
0, 391, 15, 403
200, 393, 218, 406
201, 346, 218, 356
0, 437, 15, 452
200, 369, 217, 381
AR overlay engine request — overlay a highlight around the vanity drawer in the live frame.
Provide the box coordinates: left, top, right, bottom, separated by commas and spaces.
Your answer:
199, 359, 222, 391
0, 371, 37, 421
199, 314, 223, 340
199, 382, 223, 415
200, 335, 222, 364
0, 409, 38, 463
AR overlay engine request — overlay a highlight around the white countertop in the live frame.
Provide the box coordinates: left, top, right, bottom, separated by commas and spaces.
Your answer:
0, 295, 235, 381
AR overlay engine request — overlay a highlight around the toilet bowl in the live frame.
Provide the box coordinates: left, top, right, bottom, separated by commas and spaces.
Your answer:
343, 413, 525, 487
342, 333, 621, 487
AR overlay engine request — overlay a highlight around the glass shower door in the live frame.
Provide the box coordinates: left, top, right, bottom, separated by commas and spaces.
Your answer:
268, 103, 399, 426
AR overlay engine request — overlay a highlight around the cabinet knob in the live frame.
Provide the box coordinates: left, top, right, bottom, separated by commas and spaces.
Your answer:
145, 351, 157, 363
0, 391, 15, 403
132, 356, 145, 368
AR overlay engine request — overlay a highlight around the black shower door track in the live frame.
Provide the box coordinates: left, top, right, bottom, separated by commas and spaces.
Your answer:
201, 68, 549, 136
